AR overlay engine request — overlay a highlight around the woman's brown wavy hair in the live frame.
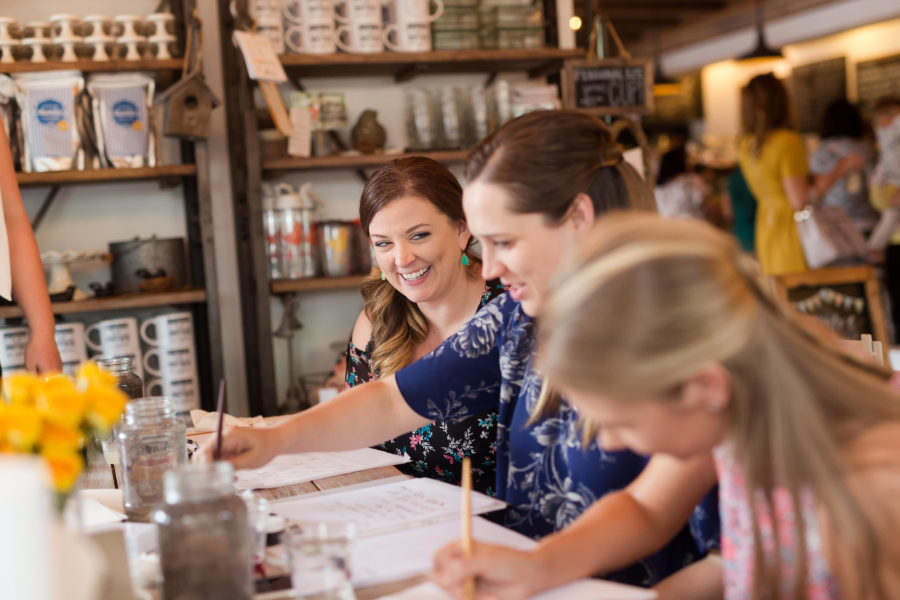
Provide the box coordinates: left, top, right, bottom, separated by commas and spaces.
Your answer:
359, 156, 479, 377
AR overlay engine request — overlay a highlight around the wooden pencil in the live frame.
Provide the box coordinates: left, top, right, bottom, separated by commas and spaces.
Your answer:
461, 456, 474, 600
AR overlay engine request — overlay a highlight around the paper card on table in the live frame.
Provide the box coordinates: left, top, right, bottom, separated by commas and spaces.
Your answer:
353, 516, 535, 588
232, 31, 288, 82
78, 497, 126, 529
375, 580, 656, 600
234, 448, 410, 490
269, 478, 506, 538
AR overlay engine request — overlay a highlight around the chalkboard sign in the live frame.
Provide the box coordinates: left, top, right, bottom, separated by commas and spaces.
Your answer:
561, 59, 653, 115
773, 265, 888, 364
790, 57, 846, 133
857, 53, 900, 115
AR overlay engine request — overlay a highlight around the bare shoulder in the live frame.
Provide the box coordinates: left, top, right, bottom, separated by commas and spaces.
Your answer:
350, 309, 374, 349
846, 421, 900, 474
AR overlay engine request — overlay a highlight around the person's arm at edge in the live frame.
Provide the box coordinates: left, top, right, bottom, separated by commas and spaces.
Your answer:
651, 552, 723, 600
0, 125, 61, 373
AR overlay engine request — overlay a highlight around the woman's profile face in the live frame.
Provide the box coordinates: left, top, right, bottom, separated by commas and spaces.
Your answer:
368, 195, 470, 306
463, 181, 583, 317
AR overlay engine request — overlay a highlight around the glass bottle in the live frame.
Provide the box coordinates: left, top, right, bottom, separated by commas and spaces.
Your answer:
97, 355, 144, 399
118, 397, 187, 522
154, 462, 254, 600
97, 356, 145, 488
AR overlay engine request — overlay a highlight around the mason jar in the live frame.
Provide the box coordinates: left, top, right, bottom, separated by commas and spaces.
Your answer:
154, 462, 254, 600
118, 397, 187, 522
97, 355, 144, 399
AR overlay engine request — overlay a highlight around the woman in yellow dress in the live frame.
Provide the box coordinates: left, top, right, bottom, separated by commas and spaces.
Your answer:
738, 73, 810, 275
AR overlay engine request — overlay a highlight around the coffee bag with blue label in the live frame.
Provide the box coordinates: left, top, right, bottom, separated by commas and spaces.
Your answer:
87, 73, 156, 168
13, 70, 84, 172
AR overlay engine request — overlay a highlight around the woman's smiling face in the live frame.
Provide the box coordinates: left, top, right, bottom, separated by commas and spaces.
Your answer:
368, 195, 470, 305
463, 181, 592, 316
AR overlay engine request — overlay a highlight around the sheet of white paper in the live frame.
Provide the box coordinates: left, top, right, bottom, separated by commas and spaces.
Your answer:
376, 580, 656, 600
80, 488, 124, 514
235, 448, 410, 490
78, 497, 126, 529
353, 516, 535, 588
0, 189, 11, 301
270, 478, 506, 538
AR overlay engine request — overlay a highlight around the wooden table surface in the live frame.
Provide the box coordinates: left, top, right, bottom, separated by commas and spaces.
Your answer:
83, 445, 424, 599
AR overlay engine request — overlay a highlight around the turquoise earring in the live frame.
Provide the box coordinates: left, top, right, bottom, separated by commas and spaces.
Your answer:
381, 271, 386, 280
461, 251, 470, 266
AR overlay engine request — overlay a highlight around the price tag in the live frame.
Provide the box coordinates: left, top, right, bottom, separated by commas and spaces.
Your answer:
233, 31, 288, 83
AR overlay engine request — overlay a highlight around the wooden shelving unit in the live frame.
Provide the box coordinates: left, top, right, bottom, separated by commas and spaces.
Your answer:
16, 164, 196, 187
0, 288, 207, 319
262, 150, 468, 174
271, 275, 367, 295
279, 48, 585, 79
0, 58, 184, 75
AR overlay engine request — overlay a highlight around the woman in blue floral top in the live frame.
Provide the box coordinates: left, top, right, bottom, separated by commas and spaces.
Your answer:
207, 111, 719, 594
344, 156, 506, 495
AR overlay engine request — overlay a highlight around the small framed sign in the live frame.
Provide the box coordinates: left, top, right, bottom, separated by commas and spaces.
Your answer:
561, 58, 653, 115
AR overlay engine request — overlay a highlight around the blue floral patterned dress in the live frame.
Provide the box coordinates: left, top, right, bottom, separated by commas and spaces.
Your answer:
395, 293, 720, 587
344, 281, 506, 495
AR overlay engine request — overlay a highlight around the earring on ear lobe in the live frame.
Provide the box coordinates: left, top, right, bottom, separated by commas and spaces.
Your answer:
461, 251, 470, 266
380, 271, 386, 280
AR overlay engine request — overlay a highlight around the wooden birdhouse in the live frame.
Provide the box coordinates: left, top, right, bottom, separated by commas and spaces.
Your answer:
157, 72, 220, 139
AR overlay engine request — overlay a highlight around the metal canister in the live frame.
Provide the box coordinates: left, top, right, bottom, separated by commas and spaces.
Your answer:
318, 220, 354, 277
275, 183, 318, 279
262, 185, 282, 280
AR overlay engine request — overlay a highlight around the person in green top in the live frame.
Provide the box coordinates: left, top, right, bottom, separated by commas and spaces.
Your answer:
727, 167, 756, 254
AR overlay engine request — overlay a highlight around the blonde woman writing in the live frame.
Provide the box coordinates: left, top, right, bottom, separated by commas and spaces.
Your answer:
528, 213, 900, 598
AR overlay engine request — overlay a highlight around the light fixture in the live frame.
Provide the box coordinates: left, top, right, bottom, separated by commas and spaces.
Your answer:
569, 16, 582, 31
738, 0, 783, 61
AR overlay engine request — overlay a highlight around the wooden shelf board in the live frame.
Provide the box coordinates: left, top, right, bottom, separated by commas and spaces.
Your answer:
1, 58, 184, 75
271, 275, 367, 294
263, 150, 468, 173
16, 164, 197, 187
279, 48, 585, 77
0, 288, 207, 319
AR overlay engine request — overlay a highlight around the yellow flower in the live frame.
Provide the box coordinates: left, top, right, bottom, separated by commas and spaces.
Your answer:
76, 361, 117, 392
4, 404, 42, 452
36, 377, 87, 429
41, 448, 83, 493
40, 421, 84, 452
2, 373, 39, 406
85, 386, 128, 433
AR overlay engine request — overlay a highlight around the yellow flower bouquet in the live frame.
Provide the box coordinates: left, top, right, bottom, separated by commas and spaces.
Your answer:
0, 362, 128, 496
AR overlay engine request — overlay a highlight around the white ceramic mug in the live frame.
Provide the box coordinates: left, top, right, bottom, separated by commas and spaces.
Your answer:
334, 0, 381, 25
389, 0, 443, 24
145, 376, 200, 413
283, 0, 336, 25
0, 326, 29, 371
85, 317, 144, 379
335, 22, 382, 53
140, 312, 194, 350
285, 21, 337, 54
143, 345, 197, 380
383, 21, 431, 52
53, 322, 87, 365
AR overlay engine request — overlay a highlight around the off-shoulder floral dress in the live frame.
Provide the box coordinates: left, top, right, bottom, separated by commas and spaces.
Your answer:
344, 281, 506, 496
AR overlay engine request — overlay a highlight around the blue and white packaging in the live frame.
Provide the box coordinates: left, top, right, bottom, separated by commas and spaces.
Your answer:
87, 73, 156, 168
13, 71, 84, 173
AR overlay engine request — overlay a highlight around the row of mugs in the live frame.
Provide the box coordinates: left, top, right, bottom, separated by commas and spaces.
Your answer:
253, 0, 444, 54
0, 36, 178, 64
0, 312, 200, 414
0, 14, 175, 40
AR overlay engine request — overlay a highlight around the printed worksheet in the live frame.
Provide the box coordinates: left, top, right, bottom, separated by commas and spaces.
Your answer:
234, 448, 410, 490
269, 478, 506, 537
376, 580, 656, 600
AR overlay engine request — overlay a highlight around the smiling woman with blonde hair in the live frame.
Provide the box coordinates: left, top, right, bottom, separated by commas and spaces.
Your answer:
538, 212, 900, 599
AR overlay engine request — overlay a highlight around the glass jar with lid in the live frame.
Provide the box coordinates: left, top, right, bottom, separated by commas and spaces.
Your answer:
97, 355, 144, 399
118, 396, 187, 522
154, 462, 254, 600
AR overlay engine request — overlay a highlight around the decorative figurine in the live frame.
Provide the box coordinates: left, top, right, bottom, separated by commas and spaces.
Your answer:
351, 109, 386, 154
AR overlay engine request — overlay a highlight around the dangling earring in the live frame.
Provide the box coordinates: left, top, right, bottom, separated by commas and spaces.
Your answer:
461, 251, 470, 266
380, 271, 386, 280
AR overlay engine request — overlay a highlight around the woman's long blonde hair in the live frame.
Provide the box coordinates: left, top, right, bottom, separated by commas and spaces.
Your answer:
538, 213, 900, 600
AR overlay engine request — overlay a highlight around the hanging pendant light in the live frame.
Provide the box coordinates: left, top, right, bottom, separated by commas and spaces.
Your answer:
739, 0, 782, 61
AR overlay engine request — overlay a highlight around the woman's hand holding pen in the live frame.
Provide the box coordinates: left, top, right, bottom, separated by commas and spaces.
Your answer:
430, 541, 548, 600
195, 425, 282, 469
